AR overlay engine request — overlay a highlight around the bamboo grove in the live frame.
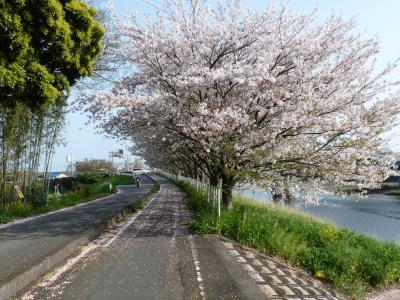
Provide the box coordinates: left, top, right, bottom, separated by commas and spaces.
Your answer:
0, 101, 66, 205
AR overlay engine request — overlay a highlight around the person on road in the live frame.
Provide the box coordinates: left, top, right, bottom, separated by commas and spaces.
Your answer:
136, 176, 140, 188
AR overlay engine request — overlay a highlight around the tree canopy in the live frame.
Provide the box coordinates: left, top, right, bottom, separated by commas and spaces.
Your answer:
0, 0, 104, 109
80, 0, 400, 206
75, 158, 116, 175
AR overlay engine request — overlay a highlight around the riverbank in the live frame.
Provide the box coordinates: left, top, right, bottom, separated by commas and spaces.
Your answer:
175, 180, 400, 298
377, 184, 400, 197
0, 174, 134, 224
347, 182, 400, 198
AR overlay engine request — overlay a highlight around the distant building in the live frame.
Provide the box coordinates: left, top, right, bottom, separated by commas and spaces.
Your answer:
49, 172, 68, 179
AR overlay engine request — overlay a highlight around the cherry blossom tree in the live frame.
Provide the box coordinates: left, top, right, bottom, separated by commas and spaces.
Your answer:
80, 0, 400, 206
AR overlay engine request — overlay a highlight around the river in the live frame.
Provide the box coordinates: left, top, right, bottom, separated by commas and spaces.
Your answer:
235, 189, 400, 243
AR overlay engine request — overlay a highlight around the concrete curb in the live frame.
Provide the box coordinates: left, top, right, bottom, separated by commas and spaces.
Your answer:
0, 209, 130, 300
0, 177, 156, 300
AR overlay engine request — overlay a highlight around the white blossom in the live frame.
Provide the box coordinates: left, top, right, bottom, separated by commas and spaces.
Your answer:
78, 0, 400, 204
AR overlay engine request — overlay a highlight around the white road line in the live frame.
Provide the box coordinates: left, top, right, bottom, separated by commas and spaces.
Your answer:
228, 249, 240, 256
284, 276, 297, 285
294, 286, 310, 295
237, 256, 247, 263
308, 287, 321, 295
244, 251, 256, 258
22, 187, 162, 299
252, 258, 263, 266
189, 235, 206, 300
279, 285, 296, 296
102, 187, 162, 247
265, 260, 276, 268
249, 272, 265, 283
22, 234, 103, 299
243, 264, 257, 273
288, 270, 298, 277
276, 268, 286, 276
222, 242, 234, 249
169, 188, 181, 245
259, 284, 278, 297
269, 274, 283, 284
259, 266, 272, 274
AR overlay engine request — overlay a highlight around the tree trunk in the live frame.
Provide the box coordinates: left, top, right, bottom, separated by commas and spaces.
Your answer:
222, 186, 233, 208
284, 188, 294, 206
1, 109, 9, 204
272, 193, 282, 204
221, 173, 236, 208
209, 174, 219, 186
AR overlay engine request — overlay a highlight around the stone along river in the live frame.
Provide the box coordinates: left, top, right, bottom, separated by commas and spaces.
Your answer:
236, 189, 400, 243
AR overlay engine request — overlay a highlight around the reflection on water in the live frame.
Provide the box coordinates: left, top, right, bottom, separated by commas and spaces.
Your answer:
235, 189, 400, 243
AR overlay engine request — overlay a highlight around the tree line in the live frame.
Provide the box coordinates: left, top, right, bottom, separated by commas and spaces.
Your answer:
79, 0, 400, 207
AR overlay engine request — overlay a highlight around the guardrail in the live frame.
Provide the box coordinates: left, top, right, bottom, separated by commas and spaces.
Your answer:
157, 170, 221, 218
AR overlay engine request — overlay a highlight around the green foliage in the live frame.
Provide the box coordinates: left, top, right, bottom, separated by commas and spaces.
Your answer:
110, 175, 134, 186
26, 187, 47, 208
0, 201, 32, 223
381, 183, 398, 190
0, 175, 134, 223
0, 0, 104, 109
70, 183, 90, 196
177, 180, 400, 297
76, 173, 101, 184
0, 101, 67, 205
386, 190, 400, 196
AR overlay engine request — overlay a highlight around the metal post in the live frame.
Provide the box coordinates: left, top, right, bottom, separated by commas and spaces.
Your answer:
207, 182, 210, 204
213, 186, 216, 207
217, 179, 222, 218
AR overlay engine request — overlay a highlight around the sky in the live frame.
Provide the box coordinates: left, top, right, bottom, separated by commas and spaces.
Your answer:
51, 0, 400, 171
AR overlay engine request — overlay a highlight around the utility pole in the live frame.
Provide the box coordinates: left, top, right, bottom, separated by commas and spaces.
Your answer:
66, 154, 75, 177
109, 149, 124, 176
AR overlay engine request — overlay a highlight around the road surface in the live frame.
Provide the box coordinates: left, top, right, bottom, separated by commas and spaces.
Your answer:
22, 175, 341, 300
0, 175, 154, 300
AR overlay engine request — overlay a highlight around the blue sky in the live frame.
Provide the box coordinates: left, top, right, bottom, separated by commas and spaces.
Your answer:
51, 0, 400, 171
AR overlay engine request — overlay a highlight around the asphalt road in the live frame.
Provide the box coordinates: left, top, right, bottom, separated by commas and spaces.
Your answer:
21, 175, 268, 300
21, 175, 341, 300
0, 175, 153, 297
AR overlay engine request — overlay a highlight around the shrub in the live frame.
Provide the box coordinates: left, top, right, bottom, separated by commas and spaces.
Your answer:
0, 201, 33, 223
27, 188, 47, 208
76, 173, 100, 184
70, 183, 89, 195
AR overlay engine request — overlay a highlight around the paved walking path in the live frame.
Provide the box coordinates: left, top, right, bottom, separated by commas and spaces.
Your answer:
221, 239, 341, 299
21, 175, 343, 300
0, 175, 154, 300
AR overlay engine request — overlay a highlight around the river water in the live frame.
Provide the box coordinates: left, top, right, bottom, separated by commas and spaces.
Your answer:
235, 189, 400, 243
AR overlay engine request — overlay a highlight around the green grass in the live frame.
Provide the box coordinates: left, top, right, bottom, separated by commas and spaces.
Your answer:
381, 183, 399, 190
385, 190, 400, 196
378, 182, 400, 195
174, 179, 400, 298
0, 175, 135, 224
